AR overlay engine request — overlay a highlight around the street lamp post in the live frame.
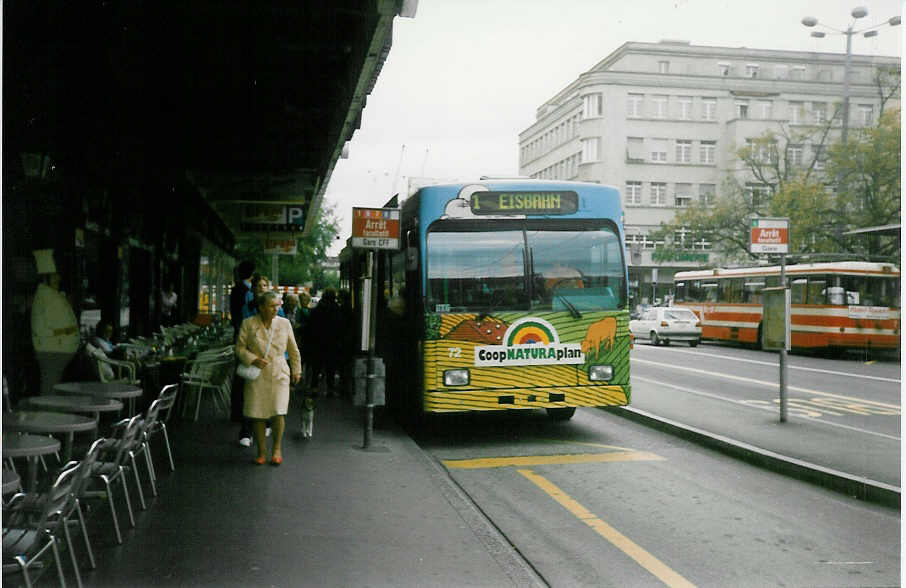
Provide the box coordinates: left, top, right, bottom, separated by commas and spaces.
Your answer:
801, 7, 900, 143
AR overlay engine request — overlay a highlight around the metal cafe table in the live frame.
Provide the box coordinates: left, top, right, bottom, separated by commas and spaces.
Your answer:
2, 432, 61, 492
4, 410, 98, 463
2, 468, 22, 496
54, 381, 144, 416
23, 395, 124, 432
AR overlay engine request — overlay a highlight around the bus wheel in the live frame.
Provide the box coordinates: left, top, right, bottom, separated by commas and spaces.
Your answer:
546, 407, 576, 421
650, 331, 660, 346
688, 340, 699, 347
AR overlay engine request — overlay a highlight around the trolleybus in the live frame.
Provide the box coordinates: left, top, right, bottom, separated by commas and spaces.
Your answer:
673, 261, 900, 351
343, 180, 632, 421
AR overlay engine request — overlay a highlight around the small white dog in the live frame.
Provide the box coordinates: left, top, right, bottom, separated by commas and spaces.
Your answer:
301, 396, 314, 439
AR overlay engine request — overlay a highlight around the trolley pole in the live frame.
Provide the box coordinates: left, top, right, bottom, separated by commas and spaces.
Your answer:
779, 253, 788, 422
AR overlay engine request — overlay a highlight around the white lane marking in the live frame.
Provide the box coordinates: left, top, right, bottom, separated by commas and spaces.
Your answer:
633, 346, 900, 384
633, 375, 901, 441
631, 357, 901, 410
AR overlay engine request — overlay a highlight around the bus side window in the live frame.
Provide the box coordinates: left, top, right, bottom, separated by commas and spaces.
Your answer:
723, 278, 743, 303
743, 279, 765, 303
808, 276, 828, 305
790, 278, 807, 304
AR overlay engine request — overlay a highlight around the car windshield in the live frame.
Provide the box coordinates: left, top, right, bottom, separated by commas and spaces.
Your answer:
426, 219, 625, 313
665, 309, 697, 321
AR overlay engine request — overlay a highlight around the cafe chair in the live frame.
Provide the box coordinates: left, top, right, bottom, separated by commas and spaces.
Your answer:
180, 356, 234, 421
144, 384, 179, 474
82, 418, 142, 544
3, 464, 83, 587
108, 415, 151, 511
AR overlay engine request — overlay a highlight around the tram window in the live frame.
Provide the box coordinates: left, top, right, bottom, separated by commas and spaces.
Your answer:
702, 281, 719, 302
674, 282, 686, 302
790, 278, 807, 304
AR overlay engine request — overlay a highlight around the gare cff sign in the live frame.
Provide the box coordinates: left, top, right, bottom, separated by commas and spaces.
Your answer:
750, 217, 790, 254
351, 207, 400, 250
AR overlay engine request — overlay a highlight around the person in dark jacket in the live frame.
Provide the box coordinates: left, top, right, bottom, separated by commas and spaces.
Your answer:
306, 288, 344, 396
230, 261, 256, 447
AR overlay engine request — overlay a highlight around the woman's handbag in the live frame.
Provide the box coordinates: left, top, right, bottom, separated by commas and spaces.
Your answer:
237, 322, 275, 381
236, 363, 261, 381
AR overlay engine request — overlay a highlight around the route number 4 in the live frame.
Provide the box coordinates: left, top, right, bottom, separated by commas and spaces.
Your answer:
448, 347, 462, 358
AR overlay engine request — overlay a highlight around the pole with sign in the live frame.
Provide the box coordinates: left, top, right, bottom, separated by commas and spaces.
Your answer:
751, 217, 791, 422
351, 208, 400, 448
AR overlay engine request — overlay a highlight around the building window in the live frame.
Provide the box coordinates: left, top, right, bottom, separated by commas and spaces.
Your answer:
658, 61, 670, 73
581, 137, 600, 162
699, 184, 716, 206
788, 145, 803, 167
702, 98, 717, 121
650, 150, 667, 163
746, 183, 771, 208
627, 93, 643, 118
790, 66, 805, 80
745, 64, 759, 78
651, 182, 668, 206
678, 96, 692, 120
774, 65, 788, 79
757, 100, 772, 119
718, 62, 731, 76
652, 95, 668, 119
813, 145, 826, 170
626, 137, 645, 162
625, 181, 642, 205
675, 183, 693, 207
812, 102, 826, 124
859, 104, 874, 126
789, 101, 803, 124
582, 93, 604, 119
700, 141, 716, 164
735, 101, 749, 119
675, 140, 692, 163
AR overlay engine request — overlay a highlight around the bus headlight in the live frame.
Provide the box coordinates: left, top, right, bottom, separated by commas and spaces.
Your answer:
588, 365, 613, 382
443, 369, 470, 386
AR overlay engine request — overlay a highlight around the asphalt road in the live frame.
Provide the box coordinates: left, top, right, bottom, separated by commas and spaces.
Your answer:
628, 342, 901, 485
413, 406, 900, 587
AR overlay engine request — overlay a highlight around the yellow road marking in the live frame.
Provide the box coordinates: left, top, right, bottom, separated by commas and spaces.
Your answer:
518, 469, 696, 588
443, 451, 665, 469
632, 357, 900, 409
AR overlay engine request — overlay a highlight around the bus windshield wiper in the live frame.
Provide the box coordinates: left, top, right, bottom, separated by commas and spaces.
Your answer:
556, 290, 582, 319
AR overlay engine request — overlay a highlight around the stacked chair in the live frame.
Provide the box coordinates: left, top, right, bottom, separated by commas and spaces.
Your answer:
180, 346, 235, 421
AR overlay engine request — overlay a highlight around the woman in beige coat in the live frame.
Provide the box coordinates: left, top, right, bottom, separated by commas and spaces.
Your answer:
236, 291, 301, 465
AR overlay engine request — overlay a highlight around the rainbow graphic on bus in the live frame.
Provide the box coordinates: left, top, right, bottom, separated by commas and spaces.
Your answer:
506, 319, 555, 346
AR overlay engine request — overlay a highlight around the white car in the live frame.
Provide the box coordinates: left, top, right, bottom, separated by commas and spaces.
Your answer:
630, 307, 701, 347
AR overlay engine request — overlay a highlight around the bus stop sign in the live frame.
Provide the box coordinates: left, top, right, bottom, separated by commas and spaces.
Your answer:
750, 217, 789, 254
351, 208, 400, 250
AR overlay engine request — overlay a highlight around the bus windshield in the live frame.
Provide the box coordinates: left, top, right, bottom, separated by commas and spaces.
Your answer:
426, 220, 625, 313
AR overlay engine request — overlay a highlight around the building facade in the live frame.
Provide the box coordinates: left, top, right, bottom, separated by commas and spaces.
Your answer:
518, 40, 900, 308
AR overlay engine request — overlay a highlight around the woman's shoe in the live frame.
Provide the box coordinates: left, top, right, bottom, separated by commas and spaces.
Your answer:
270, 455, 283, 466
253, 456, 267, 465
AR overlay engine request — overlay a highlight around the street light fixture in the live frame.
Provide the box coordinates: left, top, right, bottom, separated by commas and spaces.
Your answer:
801, 6, 901, 143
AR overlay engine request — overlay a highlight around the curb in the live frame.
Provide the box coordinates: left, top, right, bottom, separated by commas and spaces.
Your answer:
603, 405, 901, 509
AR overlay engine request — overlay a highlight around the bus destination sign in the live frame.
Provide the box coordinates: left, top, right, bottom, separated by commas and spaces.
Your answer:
470, 191, 579, 215
351, 207, 400, 250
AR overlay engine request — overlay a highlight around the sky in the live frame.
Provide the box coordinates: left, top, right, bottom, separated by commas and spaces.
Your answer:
322, 0, 903, 256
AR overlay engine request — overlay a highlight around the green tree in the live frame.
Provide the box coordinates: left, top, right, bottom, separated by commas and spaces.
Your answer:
237, 202, 341, 288
652, 107, 900, 264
